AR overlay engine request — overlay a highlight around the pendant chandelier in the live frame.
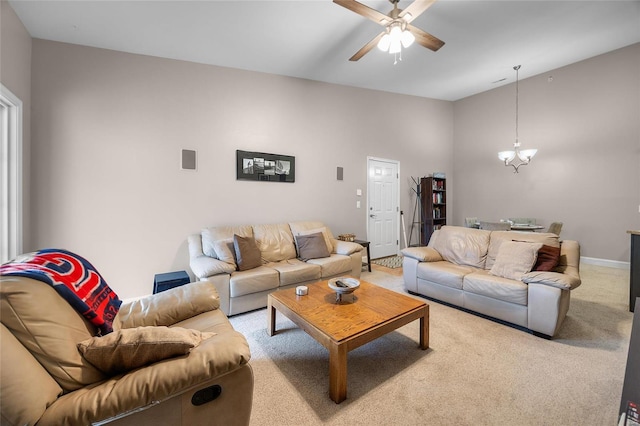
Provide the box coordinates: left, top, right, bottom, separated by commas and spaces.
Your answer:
497, 65, 537, 173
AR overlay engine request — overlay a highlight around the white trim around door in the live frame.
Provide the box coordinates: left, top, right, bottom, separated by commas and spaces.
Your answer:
1, 83, 23, 263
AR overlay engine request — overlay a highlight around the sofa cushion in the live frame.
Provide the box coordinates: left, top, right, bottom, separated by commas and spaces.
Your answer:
489, 241, 543, 280
234, 234, 263, 271
213, 238, 237, 265
417, 261, 476, 290
267, 259, 322, 286
77, 326, 215, 375
201, 225, 253, 259
432, 226, 490, 269
306, 254, 352, 278
1, 323, 63, 426
333, 240, 363, 255
463, 270, 529, 306
486, 231, 560, 270
229, 266, 280, 298
113, 281, 220, 329
295, 232, 331, 261
534, 245, 561, 271
253, 223, 297, 263
0, 276, 107, 391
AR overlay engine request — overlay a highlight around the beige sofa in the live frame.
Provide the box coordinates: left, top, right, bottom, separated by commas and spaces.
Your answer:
188, 221, 364, 316
1, 277, 253, 426
401, 225, 581, 338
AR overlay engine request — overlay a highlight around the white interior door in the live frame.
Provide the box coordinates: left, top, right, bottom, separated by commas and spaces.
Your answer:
367, 158, 399, 259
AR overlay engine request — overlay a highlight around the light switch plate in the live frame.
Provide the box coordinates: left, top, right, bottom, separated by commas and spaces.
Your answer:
356, 189, 362, 196
357, 201, 361, 209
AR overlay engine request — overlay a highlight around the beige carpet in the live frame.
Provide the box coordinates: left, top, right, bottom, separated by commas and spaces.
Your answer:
229, 264, 632, 425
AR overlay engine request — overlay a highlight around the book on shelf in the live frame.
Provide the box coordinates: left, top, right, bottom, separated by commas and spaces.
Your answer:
432, 192, 445, 204
431, 180, 445, 191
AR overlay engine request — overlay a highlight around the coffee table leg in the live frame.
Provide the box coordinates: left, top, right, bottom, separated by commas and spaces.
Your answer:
420, 306, 429, 350
267, 297, 276, 337
329, 343, 348, 403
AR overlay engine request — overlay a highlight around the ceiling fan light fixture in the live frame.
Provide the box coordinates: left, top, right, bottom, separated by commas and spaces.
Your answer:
389, 34, 402, 54
389, 40, 402, 54
389, 24, 402, 39
401, 29, 415, 48
378, 33, 391, 51
334, 0, 445, 62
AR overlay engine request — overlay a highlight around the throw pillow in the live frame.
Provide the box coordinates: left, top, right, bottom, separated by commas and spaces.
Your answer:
295, 232, 331, 261
489, 241, 543, 281
233, 234, 262, 271
77, 326, 215, 375
534, 244, 561, 271
296, 227, 333, 254
213, 238, 236, 266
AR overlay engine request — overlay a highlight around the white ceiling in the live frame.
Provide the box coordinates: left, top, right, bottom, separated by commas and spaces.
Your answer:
9, 0, 640, 101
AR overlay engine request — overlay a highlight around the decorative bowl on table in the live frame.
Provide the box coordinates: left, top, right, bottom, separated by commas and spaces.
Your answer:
328, 277, 360, 302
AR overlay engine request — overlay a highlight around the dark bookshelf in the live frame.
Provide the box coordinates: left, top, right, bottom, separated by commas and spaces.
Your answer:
420, 176, 446, 245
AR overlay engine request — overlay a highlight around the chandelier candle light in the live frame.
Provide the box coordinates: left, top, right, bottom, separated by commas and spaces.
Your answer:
498, 65, 538, 173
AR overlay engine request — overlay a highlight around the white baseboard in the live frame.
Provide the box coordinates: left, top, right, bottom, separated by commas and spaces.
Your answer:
580, 256, 630, 270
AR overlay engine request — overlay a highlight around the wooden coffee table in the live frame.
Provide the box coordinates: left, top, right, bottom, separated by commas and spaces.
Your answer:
267, 279, 429, 403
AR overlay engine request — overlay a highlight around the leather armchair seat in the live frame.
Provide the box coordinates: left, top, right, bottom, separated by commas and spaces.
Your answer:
1, 276, 253, 426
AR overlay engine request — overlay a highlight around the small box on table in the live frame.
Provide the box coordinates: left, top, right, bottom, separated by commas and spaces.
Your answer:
153, 271, 190, 294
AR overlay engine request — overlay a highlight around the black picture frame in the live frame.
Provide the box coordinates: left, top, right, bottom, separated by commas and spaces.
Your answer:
236, 150, 295, 183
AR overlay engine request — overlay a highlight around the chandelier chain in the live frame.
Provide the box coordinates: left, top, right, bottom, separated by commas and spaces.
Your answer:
514, 65, 520, 145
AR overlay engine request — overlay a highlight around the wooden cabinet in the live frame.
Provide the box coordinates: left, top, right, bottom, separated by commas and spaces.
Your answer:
629, 231, 640, 312
619, 297, 640, 422
420, 177, 446, 245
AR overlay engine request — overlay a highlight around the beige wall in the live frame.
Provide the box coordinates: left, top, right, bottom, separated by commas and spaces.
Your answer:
0, 0, 32, 251
15, 5, 639, 299
453, 43, 640, 263
30, 39, 453, 299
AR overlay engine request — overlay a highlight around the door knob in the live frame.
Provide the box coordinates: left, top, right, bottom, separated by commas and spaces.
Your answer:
370, 214, 376, 218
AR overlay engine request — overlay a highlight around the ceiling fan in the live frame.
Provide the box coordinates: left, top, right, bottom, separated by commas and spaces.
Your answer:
334, 0, 445, 61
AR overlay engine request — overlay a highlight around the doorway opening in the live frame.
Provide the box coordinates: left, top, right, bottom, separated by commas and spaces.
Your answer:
366, 157, 400, 260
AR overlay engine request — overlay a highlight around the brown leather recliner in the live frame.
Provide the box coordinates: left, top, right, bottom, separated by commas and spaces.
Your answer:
0, 276, 253, 426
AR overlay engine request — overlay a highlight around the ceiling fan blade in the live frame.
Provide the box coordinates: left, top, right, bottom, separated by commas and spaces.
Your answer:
408, 24, 445, 51
334, 0, 391, 26
399, 0, 437, 23
349, 32, 385, 61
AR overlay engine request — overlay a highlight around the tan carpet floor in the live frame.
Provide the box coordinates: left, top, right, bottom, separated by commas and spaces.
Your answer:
229, 264, 632, 425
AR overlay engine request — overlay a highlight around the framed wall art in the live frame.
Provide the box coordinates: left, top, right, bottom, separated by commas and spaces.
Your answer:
236, 150, 295, 183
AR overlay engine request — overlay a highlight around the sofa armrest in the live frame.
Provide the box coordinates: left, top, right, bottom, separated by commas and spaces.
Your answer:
114, 281, 220, 329
521, 271, 581, 290
401, 246, 443, 262
188, 233, 235, 279
333, 240, 363, 255
190, 255, 236, 279
37, 328, 252, 426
